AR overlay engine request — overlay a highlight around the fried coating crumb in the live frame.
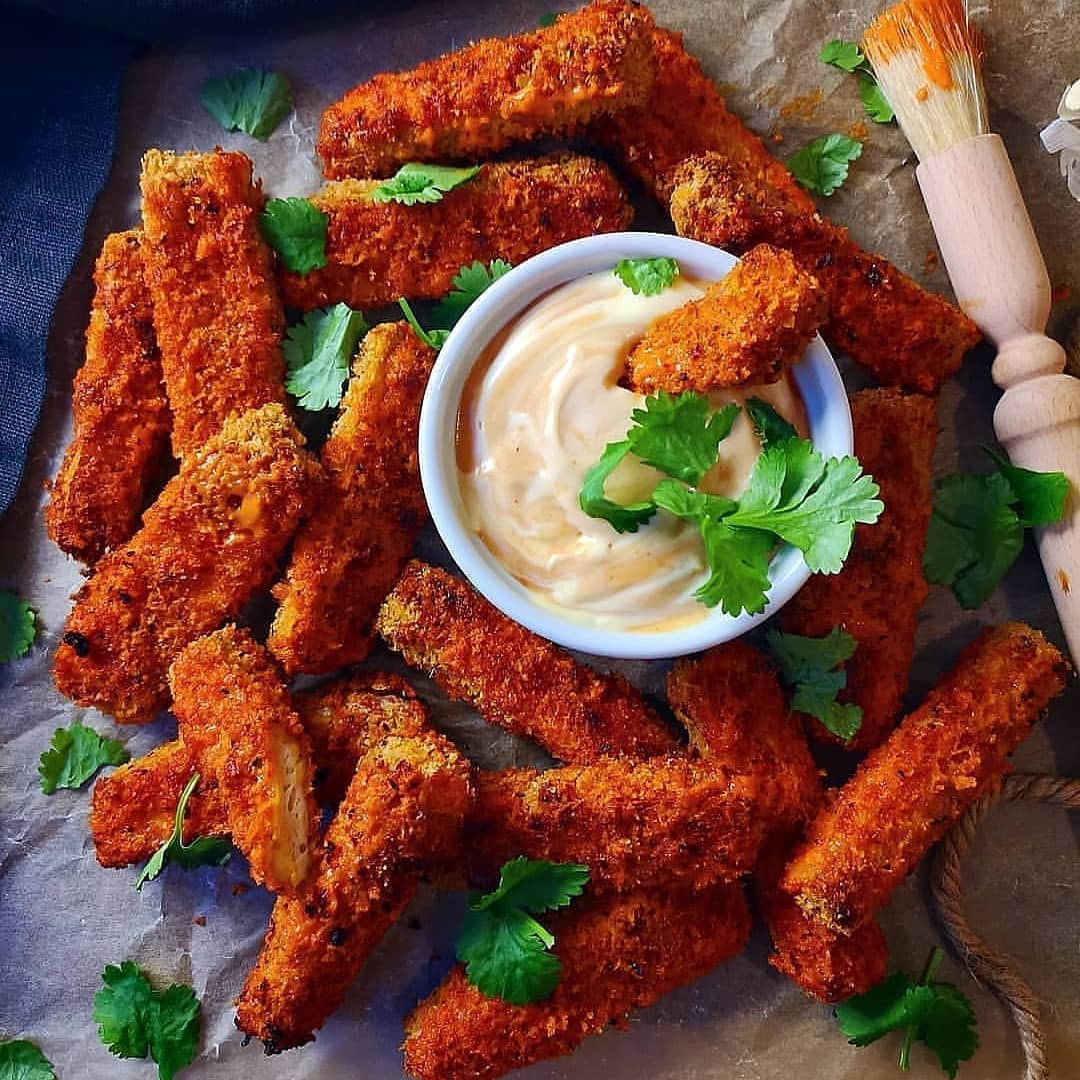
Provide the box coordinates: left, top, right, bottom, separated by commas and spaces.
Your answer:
402, 883, 750, 1080
47, 231, 172, 564
268, 323, 433, 675
317, 0, 655, 179
140, 149, 286, 457
625, 244, 826, 393
782, 623, 1070, 934
779, 389, 938, 750
668, 153, 981, 393
235, 728, 473, 1052
280, 155, 633, 310
54, 404, 320, 723
376, 561, 679, 762
168, 626, 317, 894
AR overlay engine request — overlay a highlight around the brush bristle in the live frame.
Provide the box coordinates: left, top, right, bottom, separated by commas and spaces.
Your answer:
863, 0, 989, 161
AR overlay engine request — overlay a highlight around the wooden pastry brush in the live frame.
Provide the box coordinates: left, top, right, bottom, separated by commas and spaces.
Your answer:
863, 0, 1080, 664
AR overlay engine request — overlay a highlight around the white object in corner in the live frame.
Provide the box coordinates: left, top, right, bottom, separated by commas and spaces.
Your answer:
1040, 80, 1080, 202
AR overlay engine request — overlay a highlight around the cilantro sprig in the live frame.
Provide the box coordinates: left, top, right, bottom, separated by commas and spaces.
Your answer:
836, 947, 978, 1078
0, 1039, 56, 1080
820, 39, 895, 124
260, 198, 328, 274
135, 773, 231, 891
788, 134, 863, 196
0, 588, 36, 662
200, 69, 293, 140
370, 163, 481, 206
38, 721, 129, 794
433, 259, 512, 327
94, 961, 201, 1080
398, 299, 450, 351
284, 303, 367, 411
923, 449, 1069, 609
456, 857, 589, 1004
746, 396, 798, 448
766, 628, 862, 741
613, 256, 680, 296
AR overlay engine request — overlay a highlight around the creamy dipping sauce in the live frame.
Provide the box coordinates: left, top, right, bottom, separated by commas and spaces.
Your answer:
456, 271, 808, 632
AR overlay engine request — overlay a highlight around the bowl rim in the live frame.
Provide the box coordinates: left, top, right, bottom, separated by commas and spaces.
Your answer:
418, 231, 852, 660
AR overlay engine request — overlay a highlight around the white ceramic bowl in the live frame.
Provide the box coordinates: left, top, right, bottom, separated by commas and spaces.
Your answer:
418, 232, 851, 660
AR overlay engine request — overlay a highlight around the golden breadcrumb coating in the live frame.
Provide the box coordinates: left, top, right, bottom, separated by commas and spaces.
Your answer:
668, 153, 981, 393
235, 728, 473, 1052
168, 626, 317, 894
54, 404, 320, 723
317, 0, 655, 179
139, 149, 286, 457
466, 756, 772, 894
268, 323, 434, 675
625, 244, 826, 393
375, 561, 679, 762
47, 231, 172, 564
781, 623, 1069, 934
402, 883, 751, 1080
280, 155, 633, 310
589, 26, 814, 211
779, 389, 938, 750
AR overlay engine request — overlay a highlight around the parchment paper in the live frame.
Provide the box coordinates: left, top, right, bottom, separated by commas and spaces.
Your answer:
2, 2, 1079, 1077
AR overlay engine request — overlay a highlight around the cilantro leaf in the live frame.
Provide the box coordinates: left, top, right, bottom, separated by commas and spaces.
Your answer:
820, 39, 866, 73
259, 198, 328, 274
746, 397, 798, 448
985, 448, 1069, 527
916, 983, 979, 1077
788, 134, 863, 196
696, 517, 776, 614
627, 393, 739, 486
456, 858, 589, 1004
613, 257, 680, 296
433, 260, 512, 327
766, 628, 862, 741
0, 1039, 56, 1080
579, 441, 658, 533
860, 76, 895, 123
0, 589, 36, 662
837, 971, 913, 1046
284, 303, 367, 411
135, 773, 231, 891
398, 298, 451, 351
38, 721, 129, 794
538, 12, 558, 27
652, 477, 736, 524
94, 962, 201, 1080
370, 163, 481, 206
200, 69, 292, 140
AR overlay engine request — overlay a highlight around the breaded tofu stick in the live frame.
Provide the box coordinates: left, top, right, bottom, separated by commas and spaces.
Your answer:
268, 323, 434, 675
317, 0, 655, 179
589, 27, 814, 211
140, 149, 286, 457
625, 244, 826, 394
280, 155, 632, 311
54, 404, 320, 723
667, 642, 887, 1002
47, 231, 172, 564
235, 729, 473, 1052
467, 756, 771, 894
376, 561, 678, 762
782, 623, 1069, 934
168, 626, 317, 894
668, 154, 981, 393
403, 883, 751, 1080
779, 390, 938, 751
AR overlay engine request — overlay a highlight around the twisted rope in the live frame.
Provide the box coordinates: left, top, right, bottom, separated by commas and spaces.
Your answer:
930, 773, 1080, 1080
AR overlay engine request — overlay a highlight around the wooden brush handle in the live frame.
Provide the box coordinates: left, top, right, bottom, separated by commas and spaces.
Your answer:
917, 134, 1080, 664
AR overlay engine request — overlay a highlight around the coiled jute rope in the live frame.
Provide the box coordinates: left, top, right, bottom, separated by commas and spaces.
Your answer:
930, 772, 1080, 1080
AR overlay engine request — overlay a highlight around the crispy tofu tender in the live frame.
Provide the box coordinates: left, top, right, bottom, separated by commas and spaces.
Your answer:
375, 561, 678, 762
53, 404, 320, 723
317, 0, 655, 179
782, 623, 1069, 934
235, 729, 473, 1052
268, 323, 434, 675
668, 153, 981, 393
47, 231, 172, 564
280, 155, 633, 310
625, 244, 826, 393
779, 389, 938, 750
140, 149, 286, 457
403, 883, 751, 1080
